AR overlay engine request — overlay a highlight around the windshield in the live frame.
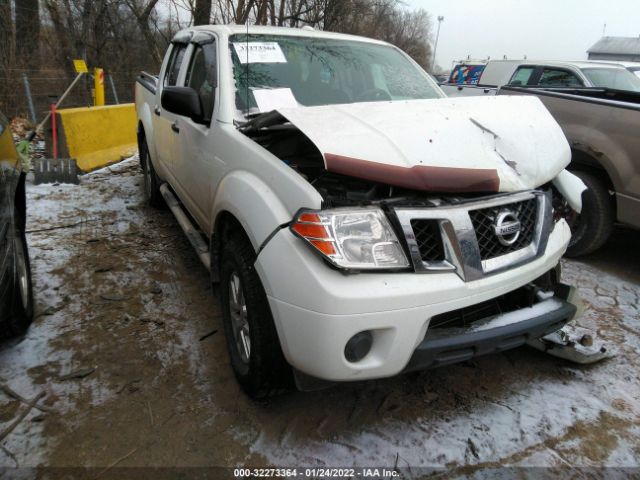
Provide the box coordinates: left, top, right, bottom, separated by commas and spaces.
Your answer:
580, 67, 640, 92
230, 34, 441, 116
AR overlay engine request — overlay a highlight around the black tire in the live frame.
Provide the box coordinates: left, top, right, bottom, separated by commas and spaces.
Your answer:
140, 138, 165, 208
565, 171, 614, 258
0, 210, 34, 338
219, 228, 291, 398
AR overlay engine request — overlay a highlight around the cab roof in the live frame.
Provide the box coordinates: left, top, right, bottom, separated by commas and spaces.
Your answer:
173, 24, 389, 46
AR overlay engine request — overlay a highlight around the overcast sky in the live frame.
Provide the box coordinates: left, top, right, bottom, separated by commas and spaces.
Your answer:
406, 0, 640, 70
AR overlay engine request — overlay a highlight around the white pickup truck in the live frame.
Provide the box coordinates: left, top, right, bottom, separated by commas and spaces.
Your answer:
135, 25, 588, 398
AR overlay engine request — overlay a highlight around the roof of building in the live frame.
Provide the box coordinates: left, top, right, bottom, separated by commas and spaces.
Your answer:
588, 36, 640, 55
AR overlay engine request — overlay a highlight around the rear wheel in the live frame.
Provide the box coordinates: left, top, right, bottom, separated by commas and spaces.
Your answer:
140, 139, 164, 208
565, 171, 614, 257
219, 228, 291, 398
0, 211, 33, 338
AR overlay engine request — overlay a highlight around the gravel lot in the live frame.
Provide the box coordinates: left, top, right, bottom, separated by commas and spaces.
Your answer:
1, 156, 639, 477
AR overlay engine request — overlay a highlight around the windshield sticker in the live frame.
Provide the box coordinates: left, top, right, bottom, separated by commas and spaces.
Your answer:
233, 42, 287, 64
253, 88, 298, 112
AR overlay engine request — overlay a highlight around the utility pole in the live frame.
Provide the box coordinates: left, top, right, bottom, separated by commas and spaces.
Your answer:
431, 16, 444, 72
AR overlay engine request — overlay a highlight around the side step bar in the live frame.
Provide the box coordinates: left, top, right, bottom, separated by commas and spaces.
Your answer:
159, 183, 211, 271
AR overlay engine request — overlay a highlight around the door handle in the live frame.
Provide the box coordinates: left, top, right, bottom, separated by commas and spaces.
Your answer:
154, 106, 161, 116
171, 121, 180, 133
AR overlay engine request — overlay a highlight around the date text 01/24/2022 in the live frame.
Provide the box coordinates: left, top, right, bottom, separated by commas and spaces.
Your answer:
233, 467, 400, 478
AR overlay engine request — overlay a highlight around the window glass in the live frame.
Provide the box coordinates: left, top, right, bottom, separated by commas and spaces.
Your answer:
186, 42, 217, 121
537, 68, 582, 87
581, 67, 640, 92
229, 34, 440, 115
164, 44, 187, 87
509, 67, 535, 86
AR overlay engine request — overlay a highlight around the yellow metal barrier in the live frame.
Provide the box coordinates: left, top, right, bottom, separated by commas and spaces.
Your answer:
50, 103, 137, 172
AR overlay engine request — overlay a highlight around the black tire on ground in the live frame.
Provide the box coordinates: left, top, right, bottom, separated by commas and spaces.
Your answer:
140, 138, 165, 208
0, 210, 34, 338
565, 171, 614, 258
219, 228, 292, 398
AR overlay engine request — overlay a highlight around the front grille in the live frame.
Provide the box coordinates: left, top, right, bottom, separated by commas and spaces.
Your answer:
469, 198, 538, 260
411, 219, 445, 262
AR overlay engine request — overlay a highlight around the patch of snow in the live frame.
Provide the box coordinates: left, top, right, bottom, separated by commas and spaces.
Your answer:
472, 298, 564, 332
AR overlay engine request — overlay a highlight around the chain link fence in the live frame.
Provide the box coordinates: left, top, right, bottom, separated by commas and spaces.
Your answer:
0, 67, 156, 122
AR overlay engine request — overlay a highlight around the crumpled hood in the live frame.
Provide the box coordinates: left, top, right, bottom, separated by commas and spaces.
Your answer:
277, 96, 571, 192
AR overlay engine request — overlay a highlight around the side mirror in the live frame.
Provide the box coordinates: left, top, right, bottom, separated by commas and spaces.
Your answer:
161, 86, 204, 123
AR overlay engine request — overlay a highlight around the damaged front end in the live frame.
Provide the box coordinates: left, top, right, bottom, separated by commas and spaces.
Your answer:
241, 97, 606, 367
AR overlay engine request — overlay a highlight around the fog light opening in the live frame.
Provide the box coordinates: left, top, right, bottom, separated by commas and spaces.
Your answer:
344, 331, 373, 363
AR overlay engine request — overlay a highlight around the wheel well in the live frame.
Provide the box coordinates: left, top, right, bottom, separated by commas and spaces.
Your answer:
569, 149, 616, 212
210, 211, 252, 283
569, 149, 614, 191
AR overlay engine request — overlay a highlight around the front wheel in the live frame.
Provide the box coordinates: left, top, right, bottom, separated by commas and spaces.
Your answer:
219, 229, 291, 398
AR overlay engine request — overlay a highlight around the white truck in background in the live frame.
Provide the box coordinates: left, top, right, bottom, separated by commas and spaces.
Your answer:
441, 59, 640, 97
135, 25, 592, 398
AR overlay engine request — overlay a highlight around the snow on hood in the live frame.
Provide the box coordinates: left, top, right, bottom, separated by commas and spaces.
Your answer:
277, 96, 571, 193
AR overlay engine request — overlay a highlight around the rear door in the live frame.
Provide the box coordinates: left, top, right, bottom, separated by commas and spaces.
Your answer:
153, 42, 189, 171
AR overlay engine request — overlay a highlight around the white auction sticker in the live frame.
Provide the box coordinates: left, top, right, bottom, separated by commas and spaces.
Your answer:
233, 42, 287, 64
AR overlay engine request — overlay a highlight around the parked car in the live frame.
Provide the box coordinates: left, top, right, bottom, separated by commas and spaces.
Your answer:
615, 61, 640, 79
441, 60, 640, 97
499, 85, 640, 256
0, 111, 33, 337
136, 25, 585, 398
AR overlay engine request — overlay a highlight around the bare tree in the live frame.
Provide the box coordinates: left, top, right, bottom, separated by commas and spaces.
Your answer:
194, 0, 212, 25
15, 0, 40, 65
0, 0, 13, 65
125, 0, 163, 63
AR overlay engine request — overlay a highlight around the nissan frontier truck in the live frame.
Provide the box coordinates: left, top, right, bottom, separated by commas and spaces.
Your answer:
135, 25, 587, 398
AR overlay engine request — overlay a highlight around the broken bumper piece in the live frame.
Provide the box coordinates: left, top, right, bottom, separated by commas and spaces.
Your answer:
526, 324, 610, 364
403, 297, 576, 373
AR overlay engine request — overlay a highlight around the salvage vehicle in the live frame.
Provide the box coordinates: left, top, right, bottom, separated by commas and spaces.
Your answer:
0, 111, 34, 337
499, 85, 640, 256
135, 25, 589, 397
441, 60, 640, 97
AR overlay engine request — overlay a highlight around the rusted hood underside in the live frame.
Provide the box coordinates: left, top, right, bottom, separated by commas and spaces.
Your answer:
277, 96, 571, 192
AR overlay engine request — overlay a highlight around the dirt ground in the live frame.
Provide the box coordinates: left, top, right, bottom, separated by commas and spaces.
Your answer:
0, 156, 639, 477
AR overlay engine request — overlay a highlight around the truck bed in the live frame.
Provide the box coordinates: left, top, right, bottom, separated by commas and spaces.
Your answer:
498, 85, 640, 229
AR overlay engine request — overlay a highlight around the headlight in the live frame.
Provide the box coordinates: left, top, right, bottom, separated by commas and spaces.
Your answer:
290, 208, 410, 270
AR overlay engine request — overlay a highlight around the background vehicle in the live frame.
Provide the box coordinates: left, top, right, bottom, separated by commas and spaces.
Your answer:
447, 61, 487, 84
616, 61, 640, 79
0, 111, 34, 337
442, 60, 640, 97
499, 85, 640, 256
136, 25, 583, 398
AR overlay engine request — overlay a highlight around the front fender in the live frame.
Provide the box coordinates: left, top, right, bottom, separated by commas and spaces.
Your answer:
211, 171, 292, 251
553, 169, 586, 213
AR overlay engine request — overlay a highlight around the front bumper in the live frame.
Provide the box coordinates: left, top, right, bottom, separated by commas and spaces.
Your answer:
403, 296, 575, 372
255, 218, 573, 382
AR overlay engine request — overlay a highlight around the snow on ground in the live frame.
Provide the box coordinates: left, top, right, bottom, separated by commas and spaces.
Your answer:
0, 156, 638, 475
